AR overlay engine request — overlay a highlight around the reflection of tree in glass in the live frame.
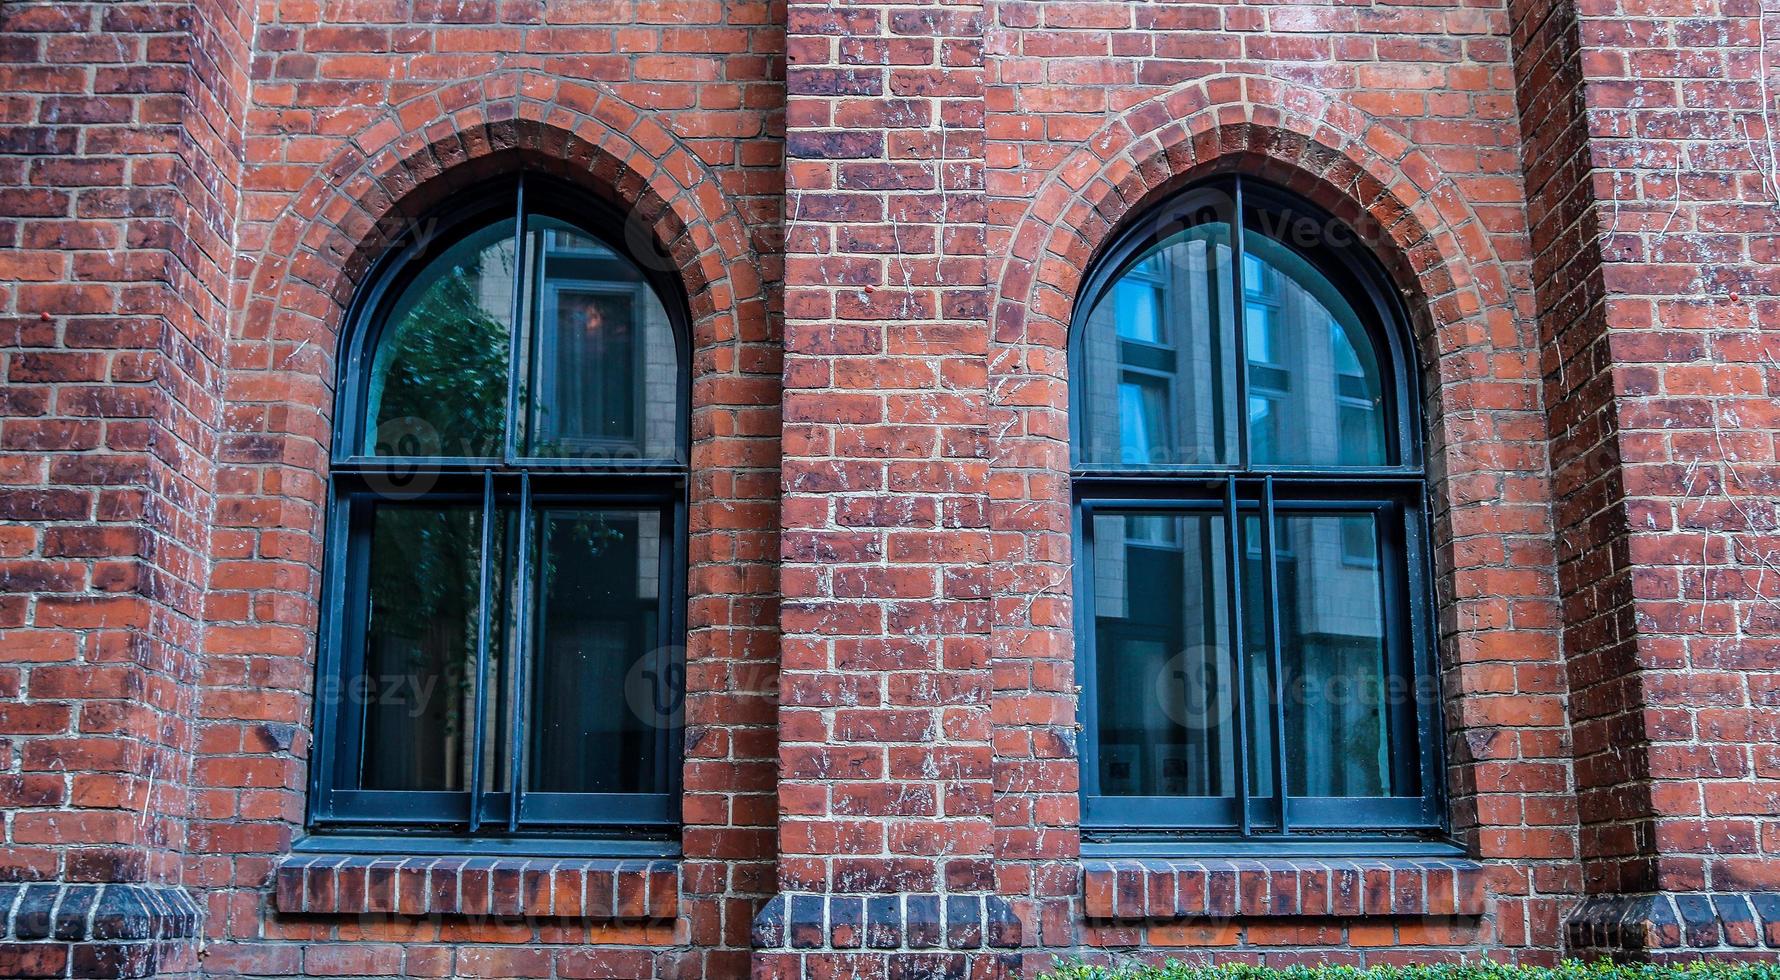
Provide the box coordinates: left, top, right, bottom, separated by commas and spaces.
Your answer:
1347, 710, 1383, 794
365, 506, 628, 783
367, 255, 639, 785
367, 506, 494, 787
373, 258, 510, 458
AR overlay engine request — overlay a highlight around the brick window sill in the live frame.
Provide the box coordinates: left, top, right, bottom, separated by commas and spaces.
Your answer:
1082, 857, 1486, 921
272, 854, 678, 920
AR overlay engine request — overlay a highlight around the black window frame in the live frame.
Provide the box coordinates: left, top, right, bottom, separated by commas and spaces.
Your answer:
306, 174, 690, 855
1070, 174, 1451, 854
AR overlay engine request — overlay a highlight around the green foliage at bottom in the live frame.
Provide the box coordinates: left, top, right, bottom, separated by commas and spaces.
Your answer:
1040, 962, 1780, 980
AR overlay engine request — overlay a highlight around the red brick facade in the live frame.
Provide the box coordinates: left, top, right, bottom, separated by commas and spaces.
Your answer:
2, 0, 1778, 976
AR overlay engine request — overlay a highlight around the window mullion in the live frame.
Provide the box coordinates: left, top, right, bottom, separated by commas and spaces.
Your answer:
1403, 495, 1442, 819
1076, 502, 1101, 799
654, 498, 678, 798
1259, 475, 1289, 834
506, 471, 535, 832
1221, 476, 1251, 837
502, 176, 528, 466
1230, 176, 1249, 471
466, 469, 497, 832
344, 501, 375, 795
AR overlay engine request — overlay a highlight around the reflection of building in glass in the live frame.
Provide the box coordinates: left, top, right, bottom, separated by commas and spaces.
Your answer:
534, 227, 679, 461
473, 237, 516, 345
1093, 512, 1233, 799
1080, 228, 1235, 468
1084, 231, 1400, 805
1240, 246, 1384, 468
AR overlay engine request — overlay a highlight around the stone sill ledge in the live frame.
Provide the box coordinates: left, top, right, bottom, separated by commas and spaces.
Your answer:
0, 882, 199, 943
0, 883, 200, 980
273, 854, 677, 920
1567, 892, 1780, 953
1082, 857, 1486, 921
751, 893, 1023, 952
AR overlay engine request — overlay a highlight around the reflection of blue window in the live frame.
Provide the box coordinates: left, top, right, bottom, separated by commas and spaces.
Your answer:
1114, 257, 1166, 343
1118, 376, 1170, 465
1071, 175, 1439, 844
1332, 320, 1382, 468
1332, 318, 1365, 375
1247, 394, 1278, 463
1341, 513, 1379, 568
1242, 252, 1270, 295
1244, 302, 1274, 364
537, 281, 643, 453
1243, 253, 1278, 364
1115, 281, 1163, 343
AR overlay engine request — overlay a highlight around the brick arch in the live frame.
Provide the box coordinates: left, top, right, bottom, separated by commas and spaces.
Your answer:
992, 75, 1517, 377
239, 70, 763, 388
986, 74, 1566, 896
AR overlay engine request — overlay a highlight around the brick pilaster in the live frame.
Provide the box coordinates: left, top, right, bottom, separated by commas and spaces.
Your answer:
0, 0, 248, 974
767, 0, 1001, 971
1509, 0, 1780, 951
1508, 0, 1632, 904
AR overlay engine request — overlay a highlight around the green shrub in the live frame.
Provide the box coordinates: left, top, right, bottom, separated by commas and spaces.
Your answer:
1039, 961, 1780, 980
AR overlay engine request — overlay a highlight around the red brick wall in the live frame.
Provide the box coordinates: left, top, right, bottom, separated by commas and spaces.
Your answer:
1510, 0, 1637, 905
761, 0, 1006, 972
4, 0, 1780, 975
194, 0, 787, 971
777, 0, 992, 903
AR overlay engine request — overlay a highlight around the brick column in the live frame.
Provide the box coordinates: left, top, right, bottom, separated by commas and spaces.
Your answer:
758, 0, 1019, 974
0, 0, 245, 974
1511, 0, 1780, 956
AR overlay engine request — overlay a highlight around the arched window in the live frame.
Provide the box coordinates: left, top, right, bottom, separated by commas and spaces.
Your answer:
310, 176, 686, 848
1071, 175, 1443, 845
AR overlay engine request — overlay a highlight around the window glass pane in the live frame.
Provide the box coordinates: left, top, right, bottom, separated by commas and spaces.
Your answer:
365, 220, 516, 458
1079, 222, 1238, 467
1244, 303, 1273, 365
1338, 403, 1379, 467
1113, 258, 1164, 343
359, 502, 502, 791
1247, 395, 1277, 466
1341, 513, 1379, 567
1242, 234, 1388, 467
1239, 514, 1279, 804
1116, 375, 1170, 466
523, 216, 681, 462
527, 507, 672, 794
1269, 511, 1411, 798
1092, 510, 1235, 799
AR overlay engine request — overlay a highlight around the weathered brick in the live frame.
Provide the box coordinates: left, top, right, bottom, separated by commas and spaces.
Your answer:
6, 0, 1780, 973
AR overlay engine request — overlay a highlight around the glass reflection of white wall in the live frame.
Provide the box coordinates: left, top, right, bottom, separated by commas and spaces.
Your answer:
474, 238, 516, 349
